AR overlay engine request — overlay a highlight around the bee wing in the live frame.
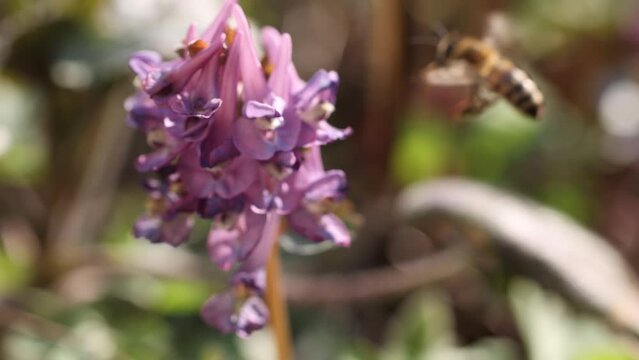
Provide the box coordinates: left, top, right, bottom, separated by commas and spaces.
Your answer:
422, 60, 477, 87
419, 61, 484, 119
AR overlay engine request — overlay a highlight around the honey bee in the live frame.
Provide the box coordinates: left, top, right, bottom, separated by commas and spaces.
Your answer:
426, 32, 544, 119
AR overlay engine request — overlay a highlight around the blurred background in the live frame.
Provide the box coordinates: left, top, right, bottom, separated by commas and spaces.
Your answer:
2, 0, 639, 359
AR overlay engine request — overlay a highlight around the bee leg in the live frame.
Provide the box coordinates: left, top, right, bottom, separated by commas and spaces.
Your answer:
462, 85, 497, 116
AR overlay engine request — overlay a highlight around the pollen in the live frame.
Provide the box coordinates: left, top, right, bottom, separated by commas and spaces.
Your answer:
188, 39, 209, 57
261, 57, 274, 78
224, 18, 238, 47
145, 196, 167, 216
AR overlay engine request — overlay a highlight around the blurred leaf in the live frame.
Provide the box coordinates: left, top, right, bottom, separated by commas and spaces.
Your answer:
98, 300, 174, 359
509, 279, 572, 360
460, 339, 519, 360
48, 318, 116, 360
293, 309, 362, 360
392, 114, 454, 186
339, 341, 380, 360
514, 0, 633, 57
101, 191, 145, 247
517, 0, 626, 32
0, 74, 46, 184
398, 178, 639, 339
110, 273, 213, 315
3, 332, 52, 360
344, 291, 518, 360
509, 279, 636, 360
171, 317, 242, 360
4, 293, 120, 360
148, 279, 211, 314
383, 291, 456, 359
0, 246, 32, 294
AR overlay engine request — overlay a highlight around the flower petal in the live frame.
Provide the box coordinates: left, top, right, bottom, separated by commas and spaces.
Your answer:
215, 156, 259, 198
232, 268, 266, 293
316, 121, 352, 144
198, 195, 245, 219
235, 296, 269, 337
233, 116, 278, 160
207, 226, 241, 271
295, 69, 339, 109
305, 170, 348, 202
319, 213, 351, 247
136, 147, 179, 172
182, 23, 199, 47
268, 33, 292, 98
201, 0, 237, 42
288, 209, 350, 246
201, 138, 240, 168
133, 215, 162, 243
241, 213, 280, 271
160, 214, 195, 246
261, 26, 282, 61
233, 7, 267, 100
201, 291, 236, 334
146, 39, 223, 97
133, 214, 194, 246
244, 100, 281, 119
168, 95, 222, 119
297, 121, 352, 147
129, 51, 162, 80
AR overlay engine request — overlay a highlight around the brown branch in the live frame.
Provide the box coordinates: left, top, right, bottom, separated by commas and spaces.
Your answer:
359, 0, 405, 188
48, 85, 135, 269
284, 244, 470, 304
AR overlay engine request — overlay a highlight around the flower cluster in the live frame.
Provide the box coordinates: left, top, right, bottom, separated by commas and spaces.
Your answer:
126, 0, 352, 337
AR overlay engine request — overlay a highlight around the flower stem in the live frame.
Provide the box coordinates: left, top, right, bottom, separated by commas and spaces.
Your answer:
266, 239, 293, 360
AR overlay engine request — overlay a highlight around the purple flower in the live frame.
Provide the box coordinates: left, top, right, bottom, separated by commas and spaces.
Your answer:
206, 208, 269, 271
132, 173, 196, 246
126, 0, 353, 337
129, 36, 224, 98
201, 267, 270, 338
202, 292, 269, 337
178, 146, 258, 199
286, 148, 350, 246
295, 70, 352, 147
232, 30, 301, 160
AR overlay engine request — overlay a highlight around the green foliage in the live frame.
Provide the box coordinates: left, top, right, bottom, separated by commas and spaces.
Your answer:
0, 75, 46, 184
541, 182, 592, 224
340, 281, 638, 360
384, 292, 456, 359
391, 113, 454, 186
391, 102, 542, 187
513, 0, 634, 58
137, 278, 213, 315
0, 245, 32, 294
510, 279, 636, 360
461, 102, 541, 184
340, 290, 519, 360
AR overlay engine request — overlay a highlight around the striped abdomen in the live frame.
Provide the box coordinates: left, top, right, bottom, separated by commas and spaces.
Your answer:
482, 58, 544, 118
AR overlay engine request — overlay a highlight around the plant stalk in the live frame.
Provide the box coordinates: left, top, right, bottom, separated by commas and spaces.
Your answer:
266, 240, 293, 360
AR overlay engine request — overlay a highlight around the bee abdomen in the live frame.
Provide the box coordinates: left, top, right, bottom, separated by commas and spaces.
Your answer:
486, 63, 544, 118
